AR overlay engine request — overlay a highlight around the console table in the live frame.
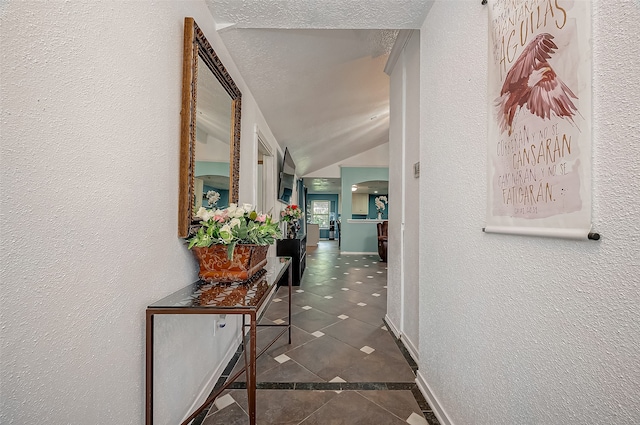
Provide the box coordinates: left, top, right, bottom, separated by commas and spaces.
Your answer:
276, 235, 306, 286
145, 257, 292, 425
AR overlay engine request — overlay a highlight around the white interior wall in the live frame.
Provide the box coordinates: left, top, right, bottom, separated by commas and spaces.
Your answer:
418, 1, 640, 425
386, 31, 422, 361
0, 1, 280, 424
401, 31, 421, 359
239, 90, 282, 209
241, 102, 283, 257
386, 47, 405, 336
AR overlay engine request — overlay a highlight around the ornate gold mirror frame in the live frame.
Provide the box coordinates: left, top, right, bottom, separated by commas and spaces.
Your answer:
179, 17, 241, 238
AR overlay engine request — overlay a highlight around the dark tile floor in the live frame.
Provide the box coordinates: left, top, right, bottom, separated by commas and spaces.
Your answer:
196, 240, 440, 425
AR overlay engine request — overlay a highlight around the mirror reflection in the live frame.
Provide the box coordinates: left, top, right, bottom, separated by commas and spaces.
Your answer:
194, 56, 232, 210
179, 17, 241, 238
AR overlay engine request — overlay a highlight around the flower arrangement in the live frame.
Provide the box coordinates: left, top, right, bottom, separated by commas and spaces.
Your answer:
374, 196, 388, 213
206, 190, 220, 207
280, 204, 304, 222
187, 203, 281, 259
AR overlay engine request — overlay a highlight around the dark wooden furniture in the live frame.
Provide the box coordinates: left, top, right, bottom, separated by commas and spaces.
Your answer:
145, 257, 292, 425
377, 221, 388, 262
276, 234, 306, 286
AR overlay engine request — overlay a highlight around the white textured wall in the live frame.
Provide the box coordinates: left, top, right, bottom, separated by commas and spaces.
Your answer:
386, 31, 421, 360
0, 1, 275, 424
418, 1, 640, 424
402, 31, 421, 357
387, 47, 405, 334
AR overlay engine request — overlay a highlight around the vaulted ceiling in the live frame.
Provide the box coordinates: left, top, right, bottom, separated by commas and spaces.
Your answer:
205, 0, 433, 179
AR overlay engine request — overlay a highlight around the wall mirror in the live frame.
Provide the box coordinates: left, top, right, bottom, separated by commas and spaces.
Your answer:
179, 17, 241, 238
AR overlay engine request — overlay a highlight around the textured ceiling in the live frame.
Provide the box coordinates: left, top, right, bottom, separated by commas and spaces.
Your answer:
205, 0, 433, 179
208, 0, 432, 29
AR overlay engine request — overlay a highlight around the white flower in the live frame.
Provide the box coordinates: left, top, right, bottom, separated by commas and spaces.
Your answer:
206, 190, 220, 206
196, 206, 215, 221
226, 203, 237, 215
219, 224, 233, 243
187, 201, 282, 252
374, 196, 388, 212
205, 210, 217, 221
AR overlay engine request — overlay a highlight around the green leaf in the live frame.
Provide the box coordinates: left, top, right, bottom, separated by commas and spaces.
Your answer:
227, 242, 236, 261
237, 223, 249, 240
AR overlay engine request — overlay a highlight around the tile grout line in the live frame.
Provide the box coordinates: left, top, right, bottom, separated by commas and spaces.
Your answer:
194, 243, 437, 424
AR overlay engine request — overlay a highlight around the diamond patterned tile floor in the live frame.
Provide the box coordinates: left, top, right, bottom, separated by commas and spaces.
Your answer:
195, 240, 440, 425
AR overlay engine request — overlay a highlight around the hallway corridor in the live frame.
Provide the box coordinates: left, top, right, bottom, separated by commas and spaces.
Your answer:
197, 241, 439, 425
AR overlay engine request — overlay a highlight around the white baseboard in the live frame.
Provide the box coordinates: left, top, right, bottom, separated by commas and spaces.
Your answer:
339, 251, 378, 255
384, 315, 419, 363
384, 314, 401, 338
416, 371, 453, 425
180, 332, 243, 424
400, 334, 419, 363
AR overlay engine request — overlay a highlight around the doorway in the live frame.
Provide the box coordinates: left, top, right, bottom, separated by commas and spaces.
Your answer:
256, 130, 275, 215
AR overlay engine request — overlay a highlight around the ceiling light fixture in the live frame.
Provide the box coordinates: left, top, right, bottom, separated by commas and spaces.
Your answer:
351, 185, 357, 192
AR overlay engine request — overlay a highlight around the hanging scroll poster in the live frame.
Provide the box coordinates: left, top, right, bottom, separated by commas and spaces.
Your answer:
485, 0, 592, 239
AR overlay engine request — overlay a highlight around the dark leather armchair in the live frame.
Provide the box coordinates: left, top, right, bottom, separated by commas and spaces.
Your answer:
377, 220, 388, 262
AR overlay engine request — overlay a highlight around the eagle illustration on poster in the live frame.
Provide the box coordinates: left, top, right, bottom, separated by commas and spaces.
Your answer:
485, 0, 593, 240
496, 33, 578, 136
